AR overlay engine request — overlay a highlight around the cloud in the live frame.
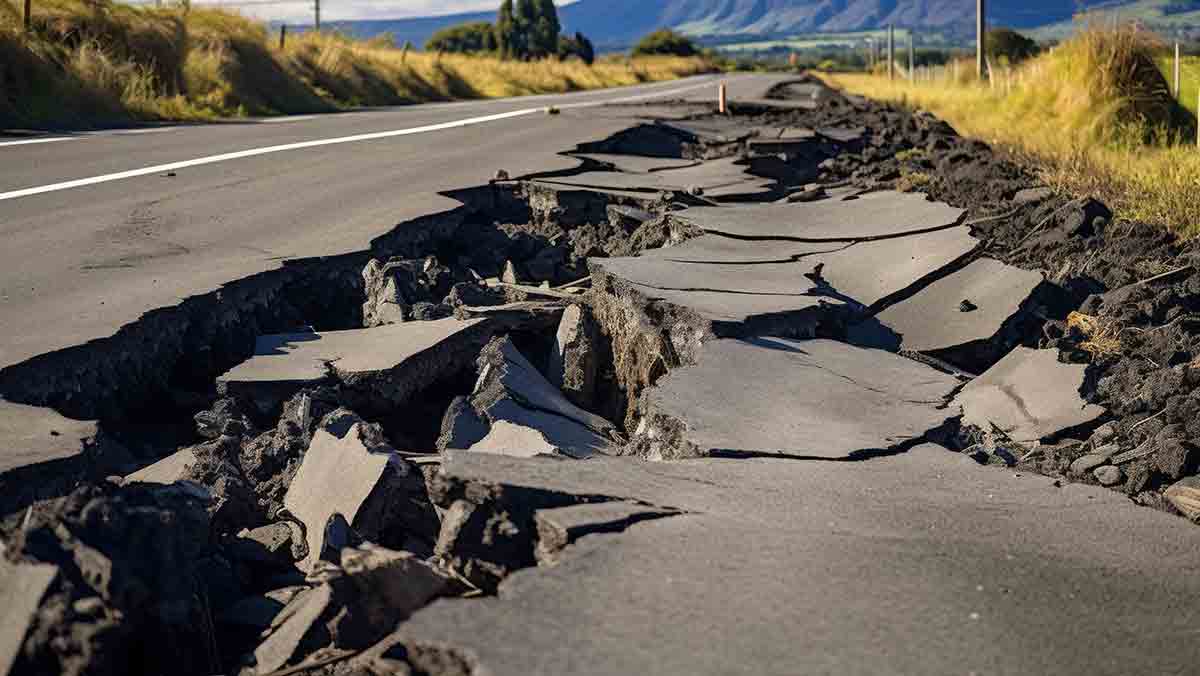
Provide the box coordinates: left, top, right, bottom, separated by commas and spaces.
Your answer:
199, 0, 572, 24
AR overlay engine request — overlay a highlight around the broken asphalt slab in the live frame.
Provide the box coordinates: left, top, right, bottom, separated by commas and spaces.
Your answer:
954, 346, 1106, 443
850, 257, 1048, 360
217, 317, 490, 414
592, 223, 979, 327
386, 445, 1200, 675
534, 157, 775, 201
0, 560, 57, 676
630, 337, 958, 459
673, 190, 965, 240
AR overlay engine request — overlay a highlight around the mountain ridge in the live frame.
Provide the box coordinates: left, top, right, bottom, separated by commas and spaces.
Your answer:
325, 0, 1200, 49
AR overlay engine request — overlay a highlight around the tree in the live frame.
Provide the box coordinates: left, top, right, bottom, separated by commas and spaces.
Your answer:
495, 0, 516, 58
513, 0, 537, 59
632, 29, 698, 57
532, 0, 561, 58
559, 31, 595, 65
985, 28, 1040, 65
426, 22, 498, 54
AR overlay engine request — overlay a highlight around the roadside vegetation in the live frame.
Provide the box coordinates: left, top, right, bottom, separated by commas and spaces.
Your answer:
822, 26, 1200, 235
0, 0, 710, 129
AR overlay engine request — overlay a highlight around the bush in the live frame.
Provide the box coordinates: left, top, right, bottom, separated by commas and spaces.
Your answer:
426, 22, 497, 54
558, 31, 594, 65
632, 29, 698, 58
985, 28, 1040, 65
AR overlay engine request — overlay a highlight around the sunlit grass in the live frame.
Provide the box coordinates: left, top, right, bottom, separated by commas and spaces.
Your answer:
0, 0, 713, 128
822, 26, 1200, 236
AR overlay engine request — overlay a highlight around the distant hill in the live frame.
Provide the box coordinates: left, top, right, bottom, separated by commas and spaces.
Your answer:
326, 0, 1200, 49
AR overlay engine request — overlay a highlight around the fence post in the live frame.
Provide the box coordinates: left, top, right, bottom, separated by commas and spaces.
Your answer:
1175, 43, 1182, 99
718, 81, 728, 115
314, 0, 320, 31
977, 0, 986, 80
908, 31, 914, 83
24, 0, 32, 31
888, 25, 895, 81
279, 25, 287, 50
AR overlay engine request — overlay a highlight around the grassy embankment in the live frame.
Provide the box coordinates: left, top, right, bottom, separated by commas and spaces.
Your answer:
0, 0, 712, 128
822, 27, 1200, 236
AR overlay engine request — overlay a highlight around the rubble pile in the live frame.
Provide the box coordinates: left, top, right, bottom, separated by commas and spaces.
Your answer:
6, 74, 1200, 674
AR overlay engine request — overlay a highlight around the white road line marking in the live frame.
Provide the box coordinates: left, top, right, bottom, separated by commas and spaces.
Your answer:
102, 128, 177, 135
0, 78, 721, 203
0, 137, 78, 148
257, 115, 320, 124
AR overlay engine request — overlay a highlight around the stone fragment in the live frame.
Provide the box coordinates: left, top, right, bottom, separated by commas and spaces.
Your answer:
1093, 465, 1123, 486
1155, 438, 1196, 479
463, 336, 617, 459
251, 545, 451, 674
437, 395, 490, 452
501, 260, 522, 285
1013, 187, 1053, 205
194, 397, 256, 440
283, 410, 438, 571
548, 305, 599, 410
230, 522, 304, 569
124, 447, 197, 484
1090, 423, 1117, 446
1165, 476, 1200, 521
0, 559, 58, 676
362, 257, 453, 328
955, 347, 1106, 443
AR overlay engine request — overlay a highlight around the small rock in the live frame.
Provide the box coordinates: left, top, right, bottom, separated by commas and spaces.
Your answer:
548, 304, 600, 410
501, 260, 522, 285
1093, 465, 1123, 486
1013, 187, 1053, 205
1090, 423, 1117, 446
1154, 438, 1197, 480
493, 169, 510, 182
1165, 476, 1200, 521
1069, 453, 1109, 476
958, 299, 978, 313
195, 397, 256, 440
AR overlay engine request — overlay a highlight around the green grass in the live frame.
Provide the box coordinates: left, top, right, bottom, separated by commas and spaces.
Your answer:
1156, 54, 1200, 115
0, 0, 714, 129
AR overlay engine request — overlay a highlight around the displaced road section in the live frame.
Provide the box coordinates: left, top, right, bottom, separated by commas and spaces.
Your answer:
5, 74, 1200, 676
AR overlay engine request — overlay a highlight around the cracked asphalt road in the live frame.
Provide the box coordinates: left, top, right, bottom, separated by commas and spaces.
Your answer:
0, 75, 727, 372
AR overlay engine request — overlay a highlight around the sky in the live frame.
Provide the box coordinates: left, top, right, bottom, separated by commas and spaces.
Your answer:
199, 0, 574, 24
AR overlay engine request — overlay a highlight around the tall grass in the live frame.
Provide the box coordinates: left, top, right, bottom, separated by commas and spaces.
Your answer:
0, 0, 713, 128
823, 26, 1200, 235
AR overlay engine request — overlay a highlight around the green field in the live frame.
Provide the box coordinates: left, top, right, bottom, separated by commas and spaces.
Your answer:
1156, 54, 1200, 115
716, 29, 912, 53
1033, 0, 1200, 40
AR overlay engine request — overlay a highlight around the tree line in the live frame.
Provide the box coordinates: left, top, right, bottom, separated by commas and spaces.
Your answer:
426, 0, 595, 64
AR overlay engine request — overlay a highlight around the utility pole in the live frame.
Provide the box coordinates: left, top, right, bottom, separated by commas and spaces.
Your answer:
977, 0, 986, 80
314, 0, 320, 31
888, 24, 895, 81
908, 30, 915, 83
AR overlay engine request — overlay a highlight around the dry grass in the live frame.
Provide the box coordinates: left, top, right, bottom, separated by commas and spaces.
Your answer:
0, 0, 713, 128
1067, 311, 1123, 356
821, 26, 1200, 236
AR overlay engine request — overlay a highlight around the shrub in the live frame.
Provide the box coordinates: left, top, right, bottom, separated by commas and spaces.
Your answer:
426, 21, 497, 54
632, 29, 698, 58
